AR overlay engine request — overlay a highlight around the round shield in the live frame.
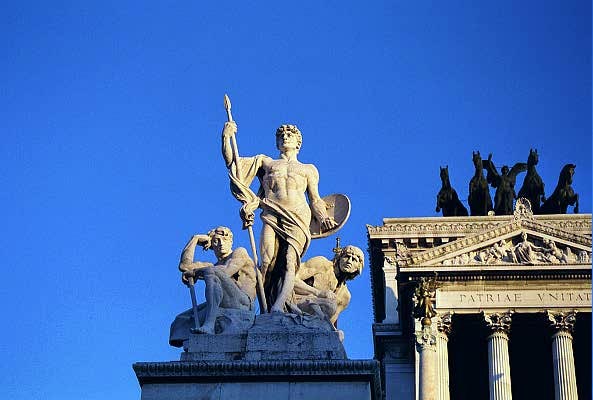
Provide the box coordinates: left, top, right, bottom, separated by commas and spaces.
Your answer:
310, 194, 351, 239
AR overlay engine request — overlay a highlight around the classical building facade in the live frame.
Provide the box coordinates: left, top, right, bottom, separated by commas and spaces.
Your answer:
367, 204, 591, 400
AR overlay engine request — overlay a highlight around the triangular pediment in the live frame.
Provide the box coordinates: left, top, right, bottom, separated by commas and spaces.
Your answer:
405, 217, 592, 267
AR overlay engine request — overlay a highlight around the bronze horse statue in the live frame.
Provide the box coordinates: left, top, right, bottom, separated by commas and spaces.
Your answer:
517, 149, 545, 214
436, 166, 468, 216
468, 151, 493, 216
541, 164, 579, 214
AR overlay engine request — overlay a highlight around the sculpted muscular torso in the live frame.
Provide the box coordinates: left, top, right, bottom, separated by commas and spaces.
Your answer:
294, 245, 364, 327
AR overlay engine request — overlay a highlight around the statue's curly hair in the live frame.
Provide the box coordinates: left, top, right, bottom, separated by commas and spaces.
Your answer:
276, 124, 302, 150
208, 226, 233, 241
333, 245, 364, 280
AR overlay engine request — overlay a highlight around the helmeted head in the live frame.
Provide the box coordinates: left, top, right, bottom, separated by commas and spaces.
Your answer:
276, 124, 302, 152
208, 226, 233, 259
334, 245, 364, 280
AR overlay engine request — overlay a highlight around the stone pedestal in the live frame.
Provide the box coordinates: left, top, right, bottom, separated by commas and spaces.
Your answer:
181, 312, 346, 361
134, 360, 380, 400
137, 313, 380, 399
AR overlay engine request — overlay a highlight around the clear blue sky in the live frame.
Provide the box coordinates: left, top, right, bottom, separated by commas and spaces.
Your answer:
1, 2, 590, 399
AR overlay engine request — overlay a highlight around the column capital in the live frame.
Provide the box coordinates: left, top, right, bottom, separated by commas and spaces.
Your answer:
546, 310, 577, 333
483, 311, 513, 335
436, 312, 453, 336
416, 325, 437, 351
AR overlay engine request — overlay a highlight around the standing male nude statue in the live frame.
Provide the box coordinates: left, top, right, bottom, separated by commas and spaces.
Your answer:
221, 121, 337, 313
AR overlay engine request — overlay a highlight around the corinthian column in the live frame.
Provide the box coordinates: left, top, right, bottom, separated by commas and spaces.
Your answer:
483, 311, 513, 400
416, 324, 437, 400
436, 313, 452, 400
547, 311, 578, 400
414, 278, 438, 400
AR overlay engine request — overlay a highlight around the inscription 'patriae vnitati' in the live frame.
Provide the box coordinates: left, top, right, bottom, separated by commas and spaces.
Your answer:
436, 289, 591, 309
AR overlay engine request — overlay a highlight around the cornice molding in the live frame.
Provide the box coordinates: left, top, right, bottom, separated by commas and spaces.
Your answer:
134, 360, 382, 400
367, 214, 592, 239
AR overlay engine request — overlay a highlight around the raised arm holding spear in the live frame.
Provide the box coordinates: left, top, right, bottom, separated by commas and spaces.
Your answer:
222, 94, 268, 313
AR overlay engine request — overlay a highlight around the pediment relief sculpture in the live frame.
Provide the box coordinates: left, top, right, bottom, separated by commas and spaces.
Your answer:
397, 200, 591, 268
440, 232, 591, 266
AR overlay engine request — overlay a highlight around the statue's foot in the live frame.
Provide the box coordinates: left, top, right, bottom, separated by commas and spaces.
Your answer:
270, 305, 284, 313
285, 302, 302, 315
191, 323, 215, 334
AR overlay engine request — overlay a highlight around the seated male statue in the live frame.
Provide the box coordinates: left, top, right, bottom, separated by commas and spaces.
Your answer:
169, 226, 256, 347
292, 245, 364, 328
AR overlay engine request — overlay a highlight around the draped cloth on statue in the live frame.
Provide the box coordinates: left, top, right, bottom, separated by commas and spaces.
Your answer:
228, 155, 312, 308
228, 154, 312, 255
260, 197, 311, 258
260, 197, 311, 309
228, 155, 266, 229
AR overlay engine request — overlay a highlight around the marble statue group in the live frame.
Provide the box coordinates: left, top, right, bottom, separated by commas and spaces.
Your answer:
170, 96, 361, 346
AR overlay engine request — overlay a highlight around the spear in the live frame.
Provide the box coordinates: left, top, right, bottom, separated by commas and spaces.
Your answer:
187, 276, 201, 333
224, 94, 268, 313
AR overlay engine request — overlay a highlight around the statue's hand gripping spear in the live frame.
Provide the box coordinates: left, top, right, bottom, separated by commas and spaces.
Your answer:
223, 94, 268, 313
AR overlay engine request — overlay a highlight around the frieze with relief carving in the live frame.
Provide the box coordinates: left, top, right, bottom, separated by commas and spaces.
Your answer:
394, 204, 592, 267
440, 233, 591, 266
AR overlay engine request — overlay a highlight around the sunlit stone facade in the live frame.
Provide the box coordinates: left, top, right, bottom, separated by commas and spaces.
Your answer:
367, 211, 592, 400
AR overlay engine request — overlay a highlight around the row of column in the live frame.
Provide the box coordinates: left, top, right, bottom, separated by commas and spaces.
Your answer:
415, 310, 579, 400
